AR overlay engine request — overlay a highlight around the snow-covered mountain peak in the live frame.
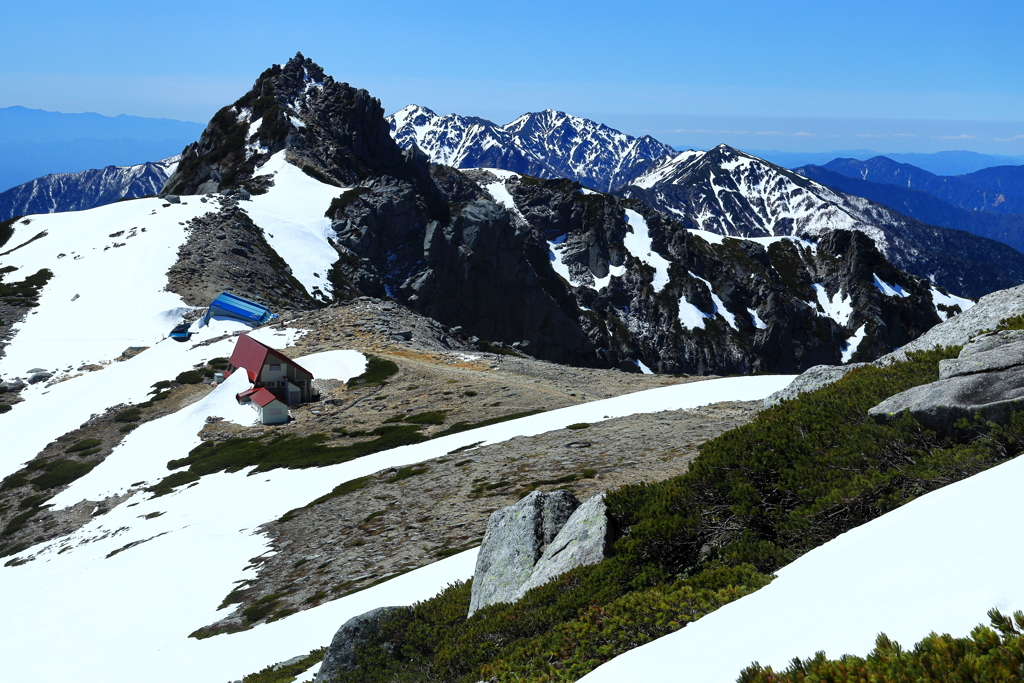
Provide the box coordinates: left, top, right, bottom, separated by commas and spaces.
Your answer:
387, 106, 677, 192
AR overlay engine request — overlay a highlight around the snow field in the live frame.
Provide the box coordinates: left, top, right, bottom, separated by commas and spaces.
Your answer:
0, 196, 219, 379
580, 450, 1024, 683
244, 151, 350, 298
0, 374, 794, 683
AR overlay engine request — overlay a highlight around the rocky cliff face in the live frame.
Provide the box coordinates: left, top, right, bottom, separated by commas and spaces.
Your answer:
163, 53, 437, 206
159, 56, 955, 375
625, 145, 1024, 299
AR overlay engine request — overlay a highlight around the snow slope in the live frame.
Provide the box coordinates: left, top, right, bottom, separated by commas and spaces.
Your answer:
580, 451, 1024, 683
244, 151, 349, 298
0, 374, 793, 683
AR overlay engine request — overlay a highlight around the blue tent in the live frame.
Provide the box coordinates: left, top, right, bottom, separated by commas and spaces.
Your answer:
202, 292, 274, 326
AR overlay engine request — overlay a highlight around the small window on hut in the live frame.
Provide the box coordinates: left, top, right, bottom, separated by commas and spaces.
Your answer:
269, 364, 281, 371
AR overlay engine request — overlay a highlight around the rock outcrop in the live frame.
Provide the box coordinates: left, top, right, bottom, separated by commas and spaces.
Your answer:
468, 490, 579, 616
314, 606, 410, 682
868, 329, 1024, 432
469, 491, 613, 616
515, 493, 610, 600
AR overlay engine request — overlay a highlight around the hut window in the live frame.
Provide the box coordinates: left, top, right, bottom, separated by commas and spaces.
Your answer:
267, 408, 282, 415
269, 364, 281, 371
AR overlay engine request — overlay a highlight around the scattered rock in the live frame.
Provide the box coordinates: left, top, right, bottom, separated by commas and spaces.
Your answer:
314, 606, 410, 682
764, 363, 864, 407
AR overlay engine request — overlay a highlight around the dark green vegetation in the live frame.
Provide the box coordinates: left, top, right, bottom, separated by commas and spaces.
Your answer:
0, 267, 52, 307
239, 648, 326, 683
0, 404, 11, 414
335, 347, 1024, 683
739, 609, 1024, 683
65, 438, 101, 453
151, 426, 430, 496
565, 423, 590, 430
347, 355, 399, 387
175, 370, 203, 385
114, 408, 142, 422
0, 215, 21, 248
28, 459, 95, 491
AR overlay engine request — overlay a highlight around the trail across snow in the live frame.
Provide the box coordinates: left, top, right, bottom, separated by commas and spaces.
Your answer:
0, 374, 793, 683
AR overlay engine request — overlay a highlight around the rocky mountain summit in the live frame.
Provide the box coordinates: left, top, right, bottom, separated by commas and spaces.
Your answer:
388, 105, 676, 192
624, 145, 1024, 299
0, 156, 179, 222
155, 55, 961, 375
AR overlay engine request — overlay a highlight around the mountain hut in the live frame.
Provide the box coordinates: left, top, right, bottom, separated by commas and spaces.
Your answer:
225, 333, 315, 405
236, 387, 289, 425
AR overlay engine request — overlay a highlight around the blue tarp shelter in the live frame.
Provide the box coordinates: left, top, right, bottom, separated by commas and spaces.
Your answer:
202, 292, 274, 327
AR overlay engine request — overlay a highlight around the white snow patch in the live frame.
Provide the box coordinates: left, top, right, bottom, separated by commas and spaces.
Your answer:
623, 210, 671, 292
294, 350, 366, 381
931, 287, 975, 320
678, 295, 709, 330
747, 308, 767, 330
812, 283, 853, 326
840, 324, 868, 363
873, 274, 909, 298
691, 272, 738, 331
245, 152, 348, 299
580, 451, 1024, 683
636, 359, 654, 375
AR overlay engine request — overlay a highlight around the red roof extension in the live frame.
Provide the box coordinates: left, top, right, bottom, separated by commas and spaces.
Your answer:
249, 388, 281, 408
227, 333, 314, 382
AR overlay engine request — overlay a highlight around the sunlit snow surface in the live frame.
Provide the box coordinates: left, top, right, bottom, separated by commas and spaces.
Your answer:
0, 375, 793, 683
580, 452, 1024, 683
932, 287, 976, 320
623, 210, 671, 292
244, 151, 349, 298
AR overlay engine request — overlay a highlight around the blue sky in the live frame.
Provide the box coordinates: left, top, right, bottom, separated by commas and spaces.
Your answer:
3, 0, 1023, 153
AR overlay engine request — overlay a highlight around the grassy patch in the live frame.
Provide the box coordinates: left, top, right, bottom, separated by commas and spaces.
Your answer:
347, 355, 399, 387
114, 408, 142, 422
242, 594, 281, 623
65, 438, 102, 453
152, 426, 428, 495
565, 423, 590, 430
118, 423, 140, 433
31, 460, 95, 490
2, 509, 38, 536
388, 466, 428, 483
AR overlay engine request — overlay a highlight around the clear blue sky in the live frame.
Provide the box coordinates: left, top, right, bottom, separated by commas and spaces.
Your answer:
3, 0, 1023, 153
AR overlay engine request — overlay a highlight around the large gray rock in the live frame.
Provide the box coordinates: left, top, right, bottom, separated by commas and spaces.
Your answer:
764, 363, 865, 407
870, 327, 1024, 432
938, 330, 1024, 379
314, 606, 409, 682
869, 369, 1024, 433
516, 493, 610, 599
467, 490, 579, 616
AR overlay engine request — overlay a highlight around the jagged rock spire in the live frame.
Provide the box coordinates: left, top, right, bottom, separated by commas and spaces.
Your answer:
164, 54, 419, 195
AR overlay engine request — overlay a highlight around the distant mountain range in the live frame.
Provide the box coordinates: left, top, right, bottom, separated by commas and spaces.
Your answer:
0, 156, 179, 222
795, 163, 1024, 254
0, 106, 202, 192
816, 156, 1024, 214
753, 149, 1024, 176
388, 105, 676, 192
